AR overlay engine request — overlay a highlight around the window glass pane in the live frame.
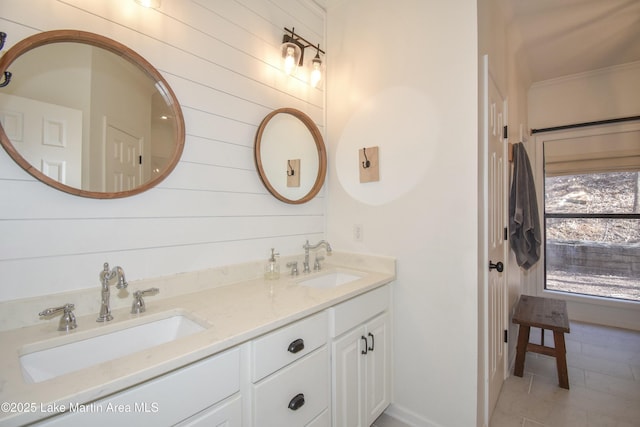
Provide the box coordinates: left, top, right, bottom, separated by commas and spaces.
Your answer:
545, 172, 639, 214
546, 269, 640, 301
546, 217, 640, 244
544, 171, 640, 302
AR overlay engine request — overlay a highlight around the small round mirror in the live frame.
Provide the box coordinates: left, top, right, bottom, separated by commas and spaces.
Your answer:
254, 108, 326, 204
0, 30, 185, 198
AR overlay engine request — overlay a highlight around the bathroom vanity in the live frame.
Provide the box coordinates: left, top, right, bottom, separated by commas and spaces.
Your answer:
0, 253, 394, 426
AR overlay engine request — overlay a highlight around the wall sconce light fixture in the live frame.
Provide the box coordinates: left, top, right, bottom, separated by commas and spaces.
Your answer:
281, 27, 325, 87
0, 32, 11, 88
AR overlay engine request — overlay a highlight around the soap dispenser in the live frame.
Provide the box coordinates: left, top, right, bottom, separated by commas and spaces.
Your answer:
264, 248, 280, 280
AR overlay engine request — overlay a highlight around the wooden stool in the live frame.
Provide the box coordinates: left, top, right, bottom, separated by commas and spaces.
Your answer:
512, 295, 570, 389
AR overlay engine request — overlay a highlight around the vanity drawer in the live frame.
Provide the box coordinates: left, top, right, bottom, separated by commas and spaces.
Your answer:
251, 311, 327, 382
253, 346, 329, 427
329, 284, 390, 337
39, 348, 240, 426
307, 408, 331, 427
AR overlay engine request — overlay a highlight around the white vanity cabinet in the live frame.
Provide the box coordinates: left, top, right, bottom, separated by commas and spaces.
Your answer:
249, 311, 330, 427
21, 282, 392, 427
37, 348, 241, 426
329, 285, 391, 427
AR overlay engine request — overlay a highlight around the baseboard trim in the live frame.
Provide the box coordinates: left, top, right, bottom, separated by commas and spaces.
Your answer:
383, 403, 443, 427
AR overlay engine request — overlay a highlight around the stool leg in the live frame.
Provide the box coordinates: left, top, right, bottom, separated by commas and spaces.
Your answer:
553, 331, 569, 389
514, 325, 530, 377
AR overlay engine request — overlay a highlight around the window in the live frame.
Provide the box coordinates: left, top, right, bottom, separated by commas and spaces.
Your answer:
544, 171, 640, 301
542, 126, 640, 302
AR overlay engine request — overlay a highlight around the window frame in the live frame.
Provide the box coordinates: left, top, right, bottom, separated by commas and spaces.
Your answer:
531, 122, 640, 321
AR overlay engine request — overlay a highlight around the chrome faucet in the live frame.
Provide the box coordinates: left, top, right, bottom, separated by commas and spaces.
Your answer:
303, 239, 332, 273
97, 262, 128, 322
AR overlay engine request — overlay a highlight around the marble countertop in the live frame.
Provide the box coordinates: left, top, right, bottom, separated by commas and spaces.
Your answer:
0, 252, 395, 426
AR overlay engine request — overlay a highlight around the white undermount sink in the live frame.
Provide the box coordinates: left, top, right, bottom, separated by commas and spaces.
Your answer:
20, 313, 206, 384
297, 270, 365, 289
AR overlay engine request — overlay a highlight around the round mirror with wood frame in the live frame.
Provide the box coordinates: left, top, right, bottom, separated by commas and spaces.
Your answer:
254, 108, 327, 204
0, 30, 185, 199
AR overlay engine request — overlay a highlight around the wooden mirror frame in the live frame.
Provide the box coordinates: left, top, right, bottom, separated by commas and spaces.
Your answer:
0, 30, 185, 199
254, 108, 327, 204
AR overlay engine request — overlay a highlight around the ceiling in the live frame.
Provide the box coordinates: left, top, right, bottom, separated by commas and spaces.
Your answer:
507, 0, 640, 83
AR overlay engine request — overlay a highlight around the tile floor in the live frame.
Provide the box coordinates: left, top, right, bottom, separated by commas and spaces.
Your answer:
373, 321, 640, 427
491, 321, 640, 427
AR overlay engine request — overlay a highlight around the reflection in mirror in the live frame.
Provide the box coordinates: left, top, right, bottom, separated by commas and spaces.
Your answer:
255, 108, 326, 204
0, 30, 184, 198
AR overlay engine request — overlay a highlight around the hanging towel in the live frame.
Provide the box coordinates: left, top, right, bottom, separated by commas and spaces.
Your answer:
509, 142, 541, 269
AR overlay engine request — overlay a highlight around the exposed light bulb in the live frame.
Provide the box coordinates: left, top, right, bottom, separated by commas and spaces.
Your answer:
284, 46, 297, 75
310, 57, 322, 87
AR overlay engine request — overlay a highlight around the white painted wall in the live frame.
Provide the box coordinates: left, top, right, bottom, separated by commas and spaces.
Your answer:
528, 61, 640, 130
326, 1, 480, 425
0, 0, 326, 301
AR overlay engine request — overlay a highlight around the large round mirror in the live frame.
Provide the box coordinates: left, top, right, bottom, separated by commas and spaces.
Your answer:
0, 30, 185, 198
254, 108, 326, 204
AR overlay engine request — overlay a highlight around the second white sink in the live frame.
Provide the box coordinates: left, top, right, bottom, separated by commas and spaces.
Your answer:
20, 313, 206, 384
297, 271, 364, 289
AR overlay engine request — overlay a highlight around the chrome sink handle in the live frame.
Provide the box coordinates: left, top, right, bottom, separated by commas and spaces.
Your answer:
39, 303, 77, 332
314, 255, 325, 271
286, 261, 299, 276
131, 288, 159, 314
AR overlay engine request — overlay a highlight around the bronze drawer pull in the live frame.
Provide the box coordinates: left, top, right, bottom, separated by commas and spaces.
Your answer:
288, 338, 305, 353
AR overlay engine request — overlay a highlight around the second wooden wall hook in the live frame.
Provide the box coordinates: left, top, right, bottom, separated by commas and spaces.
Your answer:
362, 147, 371, 169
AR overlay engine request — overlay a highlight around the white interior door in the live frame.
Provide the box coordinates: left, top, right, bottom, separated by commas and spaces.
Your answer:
0, 93, 83, 187
484, 56, 509, 423
105, 123, 143, 192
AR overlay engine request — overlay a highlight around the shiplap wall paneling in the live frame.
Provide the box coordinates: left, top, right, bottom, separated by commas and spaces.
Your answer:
0, 0, 326, 301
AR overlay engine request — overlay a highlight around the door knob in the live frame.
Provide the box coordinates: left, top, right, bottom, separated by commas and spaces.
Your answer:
489, 261, 504, 272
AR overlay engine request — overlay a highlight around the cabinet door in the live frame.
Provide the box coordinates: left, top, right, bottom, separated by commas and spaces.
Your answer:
332, 325, 366, 427
365, 313, 391, 425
